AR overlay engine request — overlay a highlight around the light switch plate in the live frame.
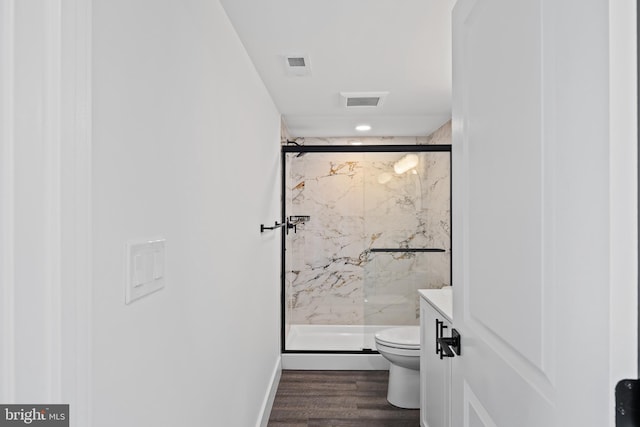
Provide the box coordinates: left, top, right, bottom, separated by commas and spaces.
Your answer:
126, 238, 166, 304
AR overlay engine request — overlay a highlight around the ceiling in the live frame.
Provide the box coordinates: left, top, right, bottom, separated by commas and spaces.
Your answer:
219, 0, 454, 138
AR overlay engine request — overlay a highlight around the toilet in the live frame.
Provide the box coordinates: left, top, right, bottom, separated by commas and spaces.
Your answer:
374, 326, 421, 409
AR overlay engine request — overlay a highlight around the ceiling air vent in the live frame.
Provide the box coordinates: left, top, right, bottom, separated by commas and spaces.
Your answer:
284, 54, 311, 76
340, 91, 389, 108
287, 57, 306, 67
347, 97, 380, 107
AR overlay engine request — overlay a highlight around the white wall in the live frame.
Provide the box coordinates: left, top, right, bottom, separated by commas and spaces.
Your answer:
92, 1, 281, 426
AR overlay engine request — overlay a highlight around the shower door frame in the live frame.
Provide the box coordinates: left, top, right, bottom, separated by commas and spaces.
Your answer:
280, 144, 452, 354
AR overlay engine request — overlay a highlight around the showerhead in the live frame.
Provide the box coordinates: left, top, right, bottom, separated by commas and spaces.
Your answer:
286, 139, 306, 158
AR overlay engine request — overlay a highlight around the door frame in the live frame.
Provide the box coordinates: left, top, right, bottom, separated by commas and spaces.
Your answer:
279, 144, 452, 354
0, 0, 93, 424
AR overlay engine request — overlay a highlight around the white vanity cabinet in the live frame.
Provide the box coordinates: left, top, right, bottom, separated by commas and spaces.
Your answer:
419, 289, 453, 427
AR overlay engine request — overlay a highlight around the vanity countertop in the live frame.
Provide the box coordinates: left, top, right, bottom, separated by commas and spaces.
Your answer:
419, 287, 453, 322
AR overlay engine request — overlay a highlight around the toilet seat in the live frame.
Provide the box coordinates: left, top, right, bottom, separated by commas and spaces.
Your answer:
374, 326, 420, 350
375, 340, 420, 357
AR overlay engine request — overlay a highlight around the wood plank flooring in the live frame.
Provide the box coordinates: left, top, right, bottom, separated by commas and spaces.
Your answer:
267, 370, 420, 427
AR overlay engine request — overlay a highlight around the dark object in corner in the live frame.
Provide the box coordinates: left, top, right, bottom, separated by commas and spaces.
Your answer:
617, 379, 640, 426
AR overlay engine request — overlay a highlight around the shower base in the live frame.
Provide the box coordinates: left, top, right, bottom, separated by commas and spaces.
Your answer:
282, 324, 394, 370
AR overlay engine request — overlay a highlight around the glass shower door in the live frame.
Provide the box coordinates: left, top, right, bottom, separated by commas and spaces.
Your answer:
283, 150, 368, 351
362, 151, 451, 344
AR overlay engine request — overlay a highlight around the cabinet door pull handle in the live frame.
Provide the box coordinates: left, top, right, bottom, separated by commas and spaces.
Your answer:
435, 319, 448, 356
437, 328, 461, 359
435, 319, 442, 354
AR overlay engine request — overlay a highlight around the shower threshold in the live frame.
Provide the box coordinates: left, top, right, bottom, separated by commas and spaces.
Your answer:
282, 324, 399, 370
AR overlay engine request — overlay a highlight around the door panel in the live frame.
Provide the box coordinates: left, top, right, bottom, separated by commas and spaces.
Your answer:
464, 384, 496, 427
455, 1, 556, 420
465, 0, 547, 374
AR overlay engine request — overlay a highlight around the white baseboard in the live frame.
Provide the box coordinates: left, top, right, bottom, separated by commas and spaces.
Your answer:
256, 356, 282, 427
281, 353, 389, 370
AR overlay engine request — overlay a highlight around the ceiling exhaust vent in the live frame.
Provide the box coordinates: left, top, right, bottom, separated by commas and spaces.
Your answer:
340, 91, 389, 108
284, 54, 311, 76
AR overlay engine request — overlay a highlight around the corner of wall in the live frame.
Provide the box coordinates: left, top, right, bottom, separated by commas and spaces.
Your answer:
256, 355, 282, 427
424, 119, 452, 145
281, 116, 291, 144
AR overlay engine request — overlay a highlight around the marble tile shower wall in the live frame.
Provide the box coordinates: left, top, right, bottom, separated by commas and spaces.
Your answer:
285, 134, 451, 327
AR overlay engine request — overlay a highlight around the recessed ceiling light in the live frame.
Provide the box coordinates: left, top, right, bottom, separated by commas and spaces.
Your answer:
355, 124, 371, 132
350, 141, 363, 146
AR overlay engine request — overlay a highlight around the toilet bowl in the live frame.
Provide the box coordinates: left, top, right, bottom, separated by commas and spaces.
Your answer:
374, 326, 421, 409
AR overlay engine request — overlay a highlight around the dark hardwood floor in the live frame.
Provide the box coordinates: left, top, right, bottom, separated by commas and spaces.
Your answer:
267, 370, 420, 427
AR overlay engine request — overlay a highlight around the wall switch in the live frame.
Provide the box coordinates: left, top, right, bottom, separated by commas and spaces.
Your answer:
152, 246, 164, 280
133, 253, 145, 287
126, 238, 166, 304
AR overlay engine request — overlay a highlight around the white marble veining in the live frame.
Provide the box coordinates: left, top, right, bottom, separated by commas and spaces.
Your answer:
284, 129, 451, 327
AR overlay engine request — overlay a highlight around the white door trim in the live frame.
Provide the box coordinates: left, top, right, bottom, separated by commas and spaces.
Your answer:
43, 0, 64, 402
60, 0, 93, 424
0, 1, 93, 424
0, 0, 17, 404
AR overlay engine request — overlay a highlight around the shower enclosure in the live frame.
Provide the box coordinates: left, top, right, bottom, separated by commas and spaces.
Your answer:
281, 144, 451, 354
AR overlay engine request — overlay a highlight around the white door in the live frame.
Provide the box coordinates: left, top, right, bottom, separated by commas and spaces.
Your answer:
451, 0, 637, 426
